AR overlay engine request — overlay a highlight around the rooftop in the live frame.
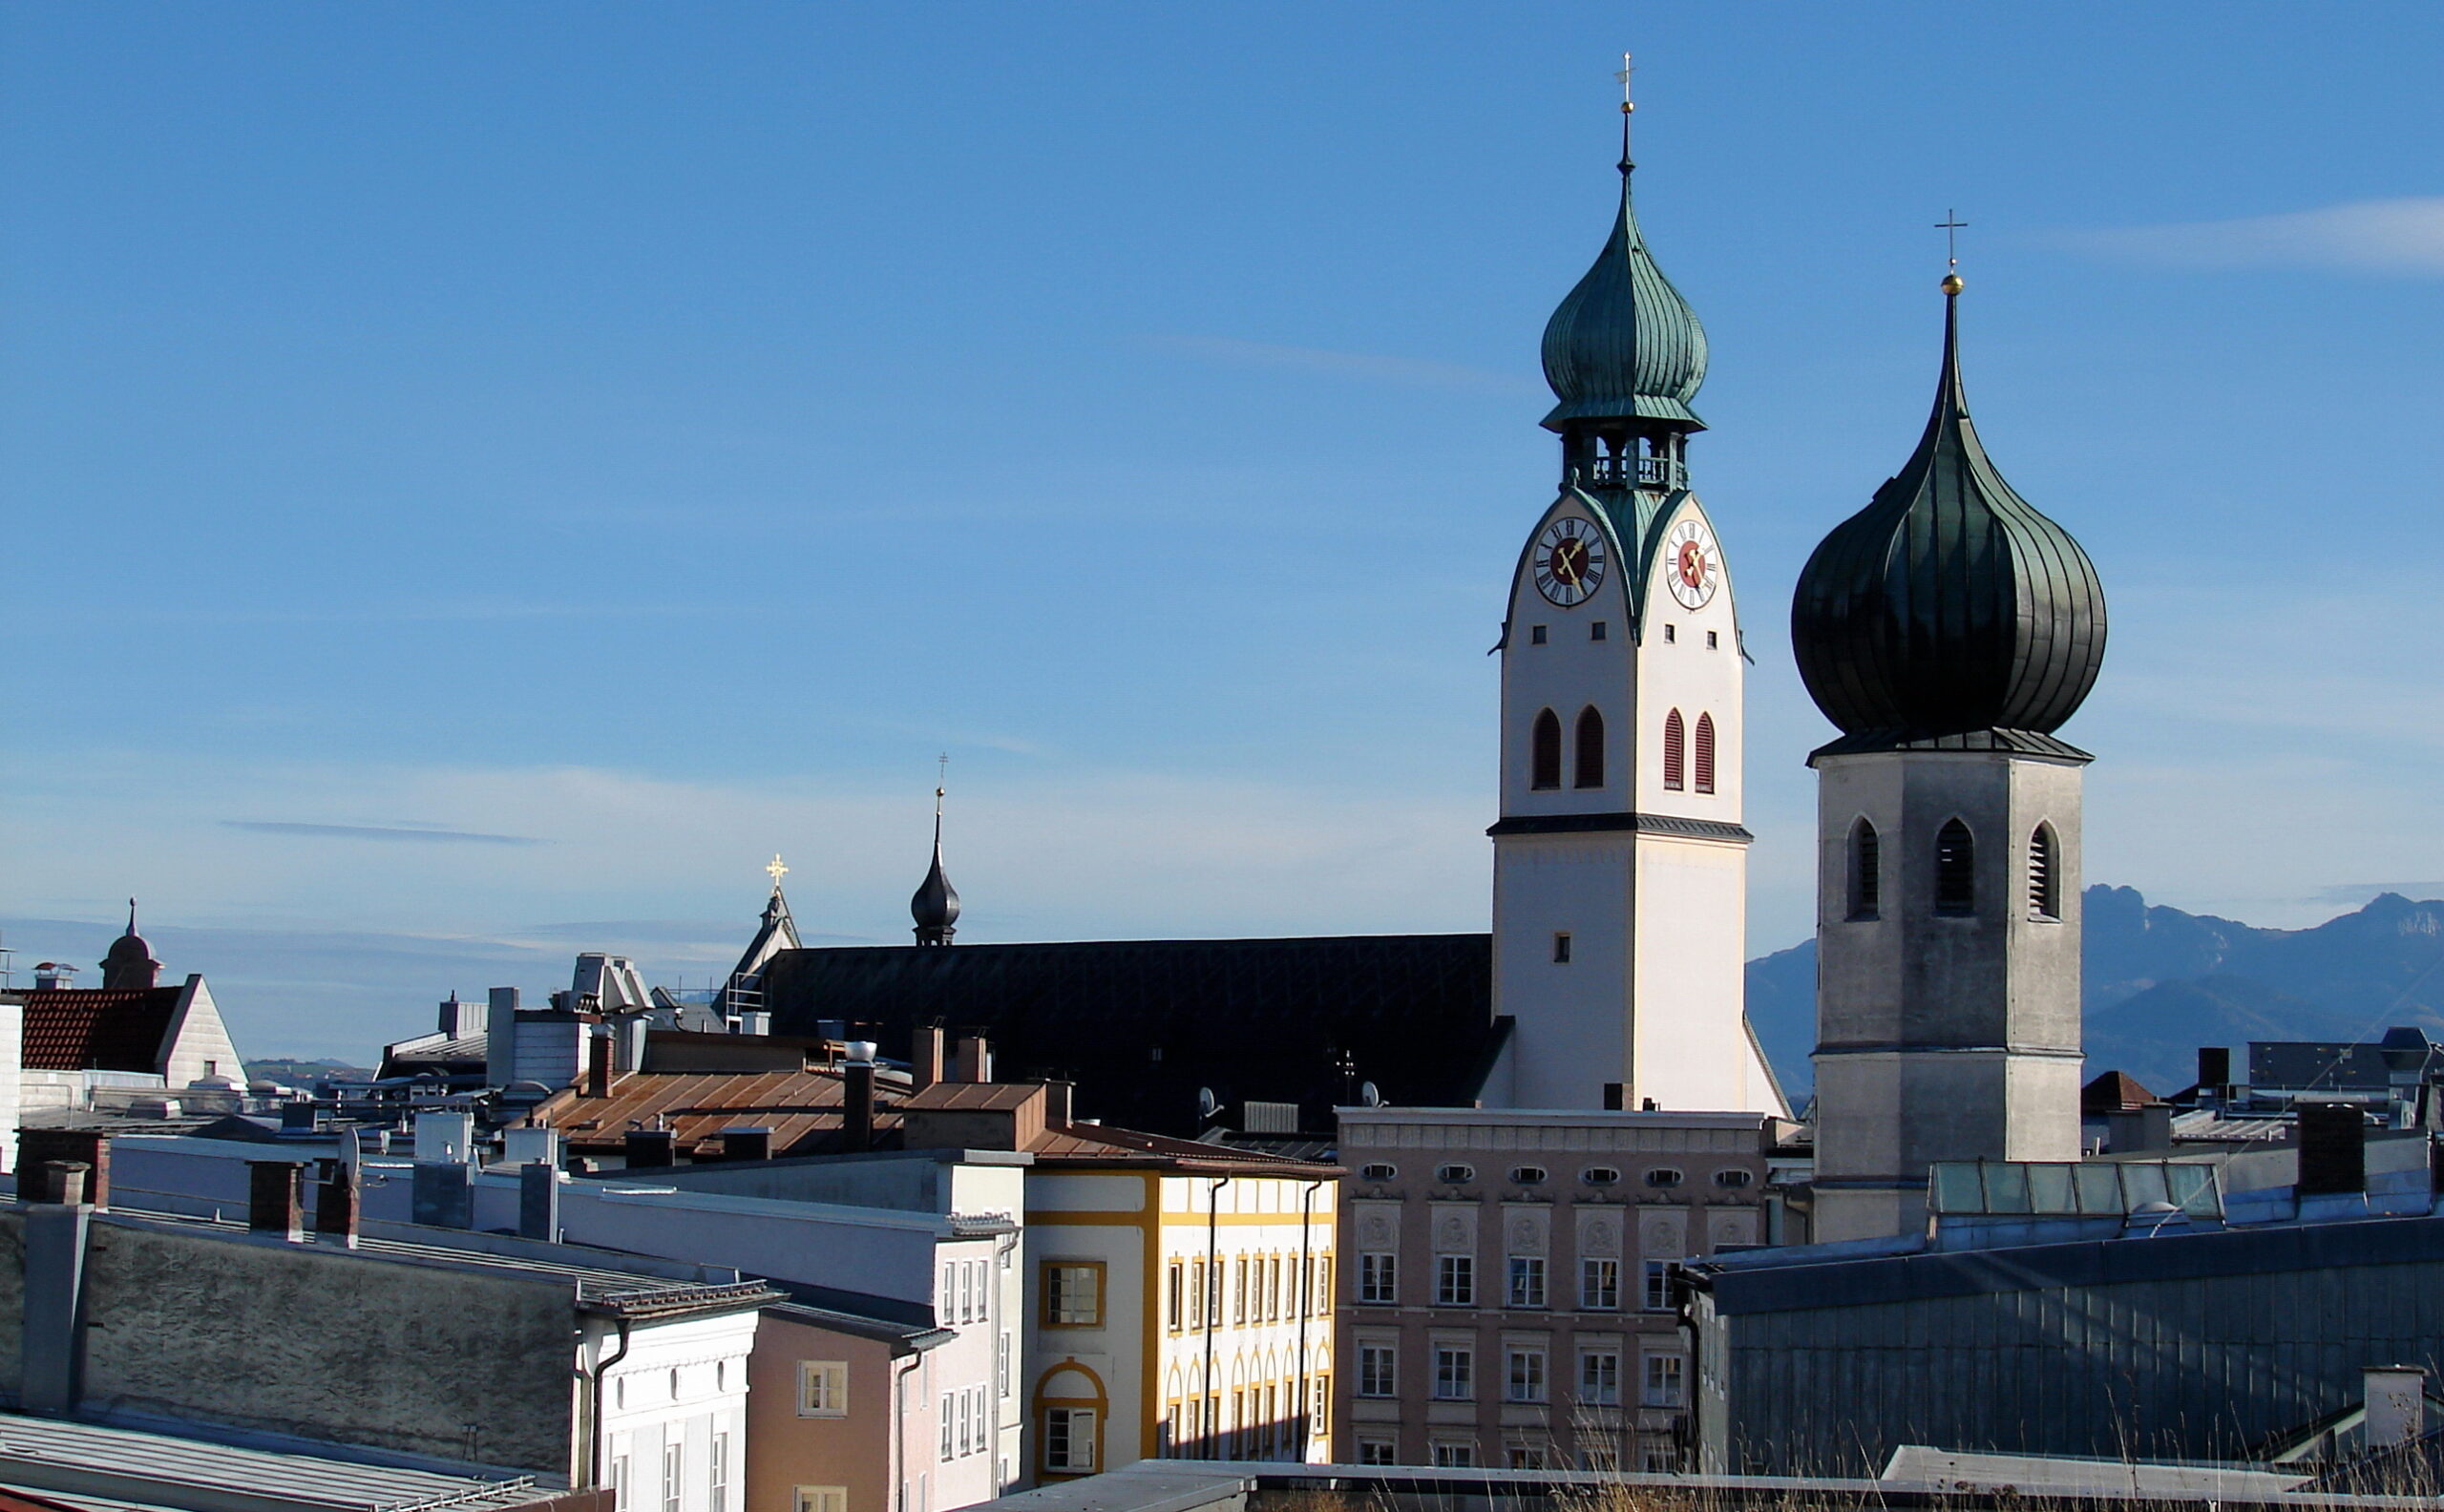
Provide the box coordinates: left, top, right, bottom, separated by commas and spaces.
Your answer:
20, 986, 185, 1074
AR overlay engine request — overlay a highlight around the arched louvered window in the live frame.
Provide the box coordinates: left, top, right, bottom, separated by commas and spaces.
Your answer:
1661, 710, 1686, 791
1693, 713, 1717, 794
1935, 819, 1976, 916
1573, 706, 1605, 788
2029, 823, 2060, 920
1847, 819, 1881, 920
1530, 709, 1562, 790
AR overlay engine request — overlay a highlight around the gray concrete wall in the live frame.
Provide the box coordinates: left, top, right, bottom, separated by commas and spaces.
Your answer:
640, 1152, 956, 1214
78, 1216, 579, 1477
0, 1208, 22, 1396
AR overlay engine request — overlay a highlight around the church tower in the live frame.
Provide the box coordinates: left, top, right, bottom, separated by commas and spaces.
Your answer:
1490, 64, 1780, 1115
1791, 272, 2108, 1243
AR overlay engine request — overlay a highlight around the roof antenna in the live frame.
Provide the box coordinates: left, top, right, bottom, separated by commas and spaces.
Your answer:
1936, 208, 1969, 295
1615, 52, 1635, 173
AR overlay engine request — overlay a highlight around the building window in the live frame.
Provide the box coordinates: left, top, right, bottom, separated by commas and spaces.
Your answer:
1579, 1350, 1621, 1406
1936, 818, 1976, 916
1000, 1333, 1013, 1396
1359, 1162, 1396, 1182
1510, 1444, 1553, 1470
1705, 630, 1718, 649
1432, 1441, 1476, 1468
1693, 712, 1717, 794
1552, 932, 1571, 963
797, 1360, 849, 1418
1435, 1163, 1475, 1184
941, 1395, 954, 1460
1167, 1262, 1184, 1331
1435, 1254, 1475, 1307
2029, 823, 2060, 920
1510, 1166, 1547, 1184
1188, 1259, 1205, 1328
1529, 624, 1549, 645
1579, 1258, 1620, 1311
612, 1455, 630, 1512
1582, 1166, 1620, 1186
1664, 623, 1676, 643
1043, 1408, 1097, 1474
1359, 1343, 1398, 1396
1359, 1252, 1397, 1304
1847, 818, 1881, 920
1714, 1168, 1755, 1188
1315, 1256, 1332, 1312
1433, 1345, 1474, 1400
1530, 709, 1562, 789
1662, 709, 1686, 790
792, 1490, 847, 1512
1573, 706, 1605, 788
1643, 1354, 1686, 1408
1645, 1167, 1683, 1187
1043, 1263, 1103, 1327
1506, 1347, 1548, 1402
661, 1443, 682, 1512
710, 1435, 730, 1512
1591, 620, 1608, 641
1506, 1256, 1547, 1308
1233, 1258, 1248, 1322
1358, 1438, 1398, 1466
1644, 1260, 1675, 1312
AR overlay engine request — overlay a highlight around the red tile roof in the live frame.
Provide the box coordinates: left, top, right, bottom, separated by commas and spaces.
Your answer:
20, 987, 182, 1073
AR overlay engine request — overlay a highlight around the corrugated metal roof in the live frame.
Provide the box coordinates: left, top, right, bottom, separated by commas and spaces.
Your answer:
0, 1413, 550, 1512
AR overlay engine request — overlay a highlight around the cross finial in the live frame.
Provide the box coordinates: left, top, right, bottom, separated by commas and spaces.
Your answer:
766, 853, 789, 890
934, 753, 949, 840
1935, 209, 1969, 271
1614, 52, 1635, 169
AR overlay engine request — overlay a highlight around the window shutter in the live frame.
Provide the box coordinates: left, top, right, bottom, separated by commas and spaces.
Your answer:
1662, 710, 1686, 790
1693, 713, 1716, 794
1573, 707, 1605, 788
1531, 709, 1562, 789
1935, 819, 1976, 915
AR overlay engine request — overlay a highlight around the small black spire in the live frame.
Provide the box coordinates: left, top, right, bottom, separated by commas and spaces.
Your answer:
911, 786, 960, 946
101, 896, 160, 991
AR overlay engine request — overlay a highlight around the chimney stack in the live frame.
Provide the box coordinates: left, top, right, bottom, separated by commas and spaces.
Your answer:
722, 1126, 772, 1162
519, 1161, 561, 1242
624, 1128, 677, 1169
316, 1163, 361, 1249
914, 1026, 946, 1091
1044, 1080, 1073, 1128
19, 1132, 111, 1208
953, 1033, 992, 1084
844, 1042, 878, 1152
587, 1032, 614, 1098
2367, 1365, 2428, 1448
2298, 1102, 2368, 1195
248, 1162, 306, 1241
2198, 1046, 2233, 1096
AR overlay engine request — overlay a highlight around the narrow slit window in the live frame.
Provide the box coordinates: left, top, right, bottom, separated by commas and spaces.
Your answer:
1693, 713, 1717, 794
1574, 706, 1605, 788
2029, 823, 2059, 920
1552, 932, 1571, 964
1530, 709, 1562, 790
1935, 819, 1976, 916
1847, 819, 1881, 920
1662, 709, 1685, 791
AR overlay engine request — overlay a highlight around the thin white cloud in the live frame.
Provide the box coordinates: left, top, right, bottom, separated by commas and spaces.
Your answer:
2062, 197, 2444, 276
223, 820, 544, 846
1145, 333, 1542, 395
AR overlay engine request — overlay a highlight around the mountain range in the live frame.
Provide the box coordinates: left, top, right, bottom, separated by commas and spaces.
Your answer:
1745, 886, 2444, 1099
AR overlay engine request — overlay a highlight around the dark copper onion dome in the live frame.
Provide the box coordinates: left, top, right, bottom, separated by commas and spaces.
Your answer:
911, 795, 959, 946
1790, 281, 2106, 759
1539, 154, 1709, 433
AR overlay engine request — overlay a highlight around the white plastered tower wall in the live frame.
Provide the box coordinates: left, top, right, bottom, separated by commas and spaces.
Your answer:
1808, 750, 2087, 1244
1490, 489, 1779, 1116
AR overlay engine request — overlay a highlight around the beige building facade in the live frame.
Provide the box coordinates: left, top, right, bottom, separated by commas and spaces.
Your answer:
1333, 1107, 1775, 1472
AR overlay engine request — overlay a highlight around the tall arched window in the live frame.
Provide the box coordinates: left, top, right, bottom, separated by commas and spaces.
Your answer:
1573, 706, 1605, 788
1662, 709, 1686, 790
2028, 823, 2060, 920
1935, 819, 1976, 916
1530, 709, 1562, 790
1693, 713, 1717, 794
1847, 819, 1881, 920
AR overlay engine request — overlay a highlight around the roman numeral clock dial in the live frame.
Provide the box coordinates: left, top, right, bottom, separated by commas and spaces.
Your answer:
1665, 517, 1719, 609
1533, 516, 1607, 607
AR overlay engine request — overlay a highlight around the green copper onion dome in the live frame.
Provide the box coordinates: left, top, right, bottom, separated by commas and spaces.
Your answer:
1540, 156, 1709, 433
1790, 280, 2106, 758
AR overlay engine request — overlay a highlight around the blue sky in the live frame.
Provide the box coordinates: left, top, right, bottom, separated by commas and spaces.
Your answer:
7, 4, 2443, 1060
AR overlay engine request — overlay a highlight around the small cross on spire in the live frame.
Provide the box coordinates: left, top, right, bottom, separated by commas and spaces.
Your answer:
766, 853, 789, 891
1614, 52, 1635, 168
1935, 210, 1969, 270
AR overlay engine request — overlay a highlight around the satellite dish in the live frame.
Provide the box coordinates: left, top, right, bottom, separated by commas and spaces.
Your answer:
1196, 1087, 1220, 1121
1360, 1081, 1383, 1108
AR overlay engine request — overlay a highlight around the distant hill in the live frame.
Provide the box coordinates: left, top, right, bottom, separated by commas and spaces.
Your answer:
243, 1057, 376, 1086
1745, 886, 2444, 1098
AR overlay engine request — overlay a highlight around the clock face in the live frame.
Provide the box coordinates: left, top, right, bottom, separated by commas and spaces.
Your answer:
1532, 516, 1608, 607
1664, 517, 1720, 609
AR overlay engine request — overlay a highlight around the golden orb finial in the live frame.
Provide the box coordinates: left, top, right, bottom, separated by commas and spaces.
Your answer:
1941, 272, 1965, 296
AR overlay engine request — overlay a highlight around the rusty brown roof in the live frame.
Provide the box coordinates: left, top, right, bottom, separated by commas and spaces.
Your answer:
21, 986, 182, 1073
900, 1082, 1040, 1111
531, 1067, 894, 1158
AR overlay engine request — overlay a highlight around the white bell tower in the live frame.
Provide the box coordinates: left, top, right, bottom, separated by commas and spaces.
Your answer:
1487, 63, 1781, 1117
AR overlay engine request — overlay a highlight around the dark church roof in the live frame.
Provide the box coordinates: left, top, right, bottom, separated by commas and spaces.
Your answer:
757, 934, 1503, 1137
22, 986, 184, 1073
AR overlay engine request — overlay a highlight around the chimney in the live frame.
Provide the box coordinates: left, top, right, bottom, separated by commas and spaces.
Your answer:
2367, 1365, 2428, 1448
914, 1026, 947, 1091
2298, 1102, 2367, 1195
2198, 1046, 2233, 1095
722, 1126, 772, 1163
737, 1010, 771, 1038
32, 962, 75, 991
248, 1162, 306, 1241
32, 1162, 90, 1205
22, 1194, 93, 1416
19, 1131, 110, 1208
953, 1033, 993, 1084
624, 1128, 677, 1169
1044, 1080, 1073, 1128
1602, 1083, 1626, 1112
587, 1033, 614, 1098
519, 1161, 561, 1242
316, 1164, 361, 1249
844, 1043, 878, 1152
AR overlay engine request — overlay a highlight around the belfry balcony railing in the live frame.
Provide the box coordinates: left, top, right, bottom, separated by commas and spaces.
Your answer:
1586, 454, 1686, 491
